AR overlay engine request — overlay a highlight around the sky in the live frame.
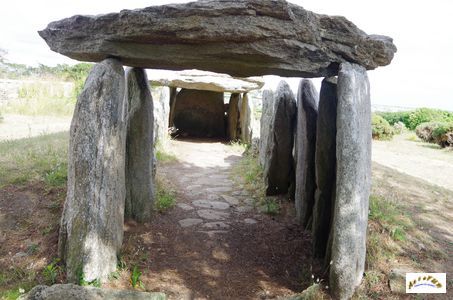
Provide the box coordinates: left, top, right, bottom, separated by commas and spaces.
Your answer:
0, 0, 452, 110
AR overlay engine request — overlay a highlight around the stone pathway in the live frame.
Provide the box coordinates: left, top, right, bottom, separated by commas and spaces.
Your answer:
160, 138, 259, 235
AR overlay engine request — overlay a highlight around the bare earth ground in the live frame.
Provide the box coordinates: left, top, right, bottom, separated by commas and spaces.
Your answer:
108, 138, 313, 299
0, 114, 71, 141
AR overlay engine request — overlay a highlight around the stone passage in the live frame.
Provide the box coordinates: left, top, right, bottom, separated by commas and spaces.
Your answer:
173, 89, 225, 138
59, 58, 127, 282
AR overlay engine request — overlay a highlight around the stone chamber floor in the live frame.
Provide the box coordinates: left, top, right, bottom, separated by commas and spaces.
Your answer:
114, 138, 312, 299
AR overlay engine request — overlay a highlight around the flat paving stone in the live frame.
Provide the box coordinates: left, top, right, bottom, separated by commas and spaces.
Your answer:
202, 222, 230, 229
244, 218, 257, 224
178, 218, 203, 228
186, 184, 202, 190
235, 206, 253, 213
176, 203, 194, 211
206, 186, 233, 193
207, 194, 221, 201
198, 230, 228, 238
221, 194, 239, 205
197, 209, 230, 220
192, 200, 230, 210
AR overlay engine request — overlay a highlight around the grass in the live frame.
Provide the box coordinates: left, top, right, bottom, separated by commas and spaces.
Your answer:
130, 266, 144, 289
42, 259, 60, 285
0, 132, 68, 188
155, 177, 176, 212
3, 81, 75, 116
155, 141, 177, 163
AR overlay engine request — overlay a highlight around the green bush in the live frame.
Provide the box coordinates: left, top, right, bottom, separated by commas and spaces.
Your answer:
408, 108, 453, 130
377, 111, 411, 126
372, 115, 394, 140
416, 122, 453, 148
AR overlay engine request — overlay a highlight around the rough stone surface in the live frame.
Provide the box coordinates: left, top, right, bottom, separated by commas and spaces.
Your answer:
125, 67, 155, 223
388, 268, 414, 294
178, 218, 203, 228
228, 93, 241, 140
152, 86, 170, 145
239, 93, 253, 144
259, 89, 274, 166
244, 218, 257, 224
312, 77, 337, 261
39, 0, 397, 77
168, 87, 177, 127
202, 222, 230, 229
263, 81, 296, 195
19, 284, 166, 300
221, 194, 239, 205
173, 88, 225, 137
176, 203, 194, 211
192, 200, 230, 210
197, 209, 230, 220
149, 69, 264, 93
59, 58, 127, 282
330, 63, 372, 300
295, 79, 319, 227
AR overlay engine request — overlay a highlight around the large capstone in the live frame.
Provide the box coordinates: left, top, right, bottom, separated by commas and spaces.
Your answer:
263, 81, 296, 195
312, 77, 337, 261
125, 67, 155, 223
39, 0, 396, 78
173, 89, 225, 137
227, 93, 241, 140
295, 79, 319, 227
330, 63, 371, 300
59, 58, 127, 282
259, 89, 274, 167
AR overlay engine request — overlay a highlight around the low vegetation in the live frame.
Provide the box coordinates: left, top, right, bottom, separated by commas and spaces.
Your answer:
377, 107, 453, 130
155, 177, 176, 212
371, 114, 394, 140
416, 121, 453, 148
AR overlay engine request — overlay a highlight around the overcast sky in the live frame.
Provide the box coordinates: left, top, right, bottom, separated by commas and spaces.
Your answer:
1, 0, 452, 110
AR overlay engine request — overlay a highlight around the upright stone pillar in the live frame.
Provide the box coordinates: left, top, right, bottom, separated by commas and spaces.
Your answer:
259, 90, 274, 167
59, 58, 127, 282
239, 93, 253, 143
168, 87, 177, 127
312, 77, 337, 260
153, 86, 170, 146
228, 93, 241, 140
263, 81, 296, 195
330, 63, 371, 300
125, 68, 155, 223
295, 79, 319, 227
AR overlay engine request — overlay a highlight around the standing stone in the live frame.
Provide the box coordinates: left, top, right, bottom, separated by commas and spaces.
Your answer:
152, 86, 170, 146
312, 77, 337, 260
168, 87, 177, 127
227, 93, 241, 140
239, 93, 253, 143
59, 58, 127, 282
263, 81, 296, 195
330, 63, 371, 300
125, 68, 155, 223
173, 88, 225, 137
295, 79, 319, 227
259, 90, 274, 167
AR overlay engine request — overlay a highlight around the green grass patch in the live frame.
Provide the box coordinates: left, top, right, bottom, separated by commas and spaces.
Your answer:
0, 132, 69, 188
155, 141, 177, 163
232, 150, 265, 197
369, 195, 413, 242
155, 179, 176, 212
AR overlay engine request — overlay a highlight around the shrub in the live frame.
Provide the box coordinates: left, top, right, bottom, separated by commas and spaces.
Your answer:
372, 115, 394, 140
377, 111, 411, 126
416, 122, 453, 148
393, 121, 406, 134
408, 108, 453, 130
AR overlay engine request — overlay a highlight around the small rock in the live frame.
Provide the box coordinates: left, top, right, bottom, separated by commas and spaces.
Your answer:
176, 203, 194, 211
14, 252, 28, 259
235, 206, 253, 213
206, 186, 233, 193
221, 195, 239, 205
202, 222, 230, 229
178, 218, 203, 228
192, 200, 230, 210
389, 268, 413, 294
244, 218, 257, 224
199, 230, 228, 238
197, 209, 230, 220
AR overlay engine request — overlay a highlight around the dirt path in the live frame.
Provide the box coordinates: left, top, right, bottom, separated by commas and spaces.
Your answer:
0, 114, 71, 141
372, 133, 453, 191
116, 138, 312, 299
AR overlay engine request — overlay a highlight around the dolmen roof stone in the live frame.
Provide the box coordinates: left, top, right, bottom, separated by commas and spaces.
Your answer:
148, 69, 264, 93
38, 0, 397, 78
